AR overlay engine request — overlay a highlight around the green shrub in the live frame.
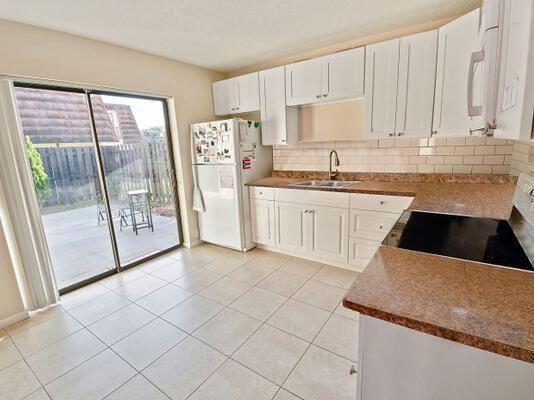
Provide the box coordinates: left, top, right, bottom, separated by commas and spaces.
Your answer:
25, 137, 51, 205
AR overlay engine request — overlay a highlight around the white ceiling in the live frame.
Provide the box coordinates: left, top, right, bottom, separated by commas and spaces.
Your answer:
0, 0, 480, 72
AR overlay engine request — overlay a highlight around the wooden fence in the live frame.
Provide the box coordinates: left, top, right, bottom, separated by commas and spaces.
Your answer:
37, 140, 175, 208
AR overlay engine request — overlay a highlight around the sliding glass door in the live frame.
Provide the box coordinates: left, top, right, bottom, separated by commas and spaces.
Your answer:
89, 93, 181, 266
13, 84, 182, 292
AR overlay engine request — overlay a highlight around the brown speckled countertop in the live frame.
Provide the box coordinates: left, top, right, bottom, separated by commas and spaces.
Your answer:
343, 247, 534, 364
247, 172, 534, 362
247, 175, 516, 220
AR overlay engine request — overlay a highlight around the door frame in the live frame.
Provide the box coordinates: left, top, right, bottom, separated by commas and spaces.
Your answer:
9, 78, 184, 295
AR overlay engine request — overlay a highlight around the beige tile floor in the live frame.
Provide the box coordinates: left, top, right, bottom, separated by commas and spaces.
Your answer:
0, 245, 360, 400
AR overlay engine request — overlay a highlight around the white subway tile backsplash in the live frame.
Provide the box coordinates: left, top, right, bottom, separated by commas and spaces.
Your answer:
474, 146, 495, 155
274, 137, 514, 175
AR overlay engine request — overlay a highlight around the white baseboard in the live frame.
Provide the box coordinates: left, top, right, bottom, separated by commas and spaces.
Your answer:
0, 310, 29, 330
183, 239, 203, 248
255, 244, 366, 272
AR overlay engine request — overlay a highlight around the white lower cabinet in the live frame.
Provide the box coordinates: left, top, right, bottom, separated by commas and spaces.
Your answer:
250, 198, 275, 246
308, 205, 348, 263
349, 237, 381, 268
249, 187, 413, 271
349, 209, 399, 241
275, 201, 308, 254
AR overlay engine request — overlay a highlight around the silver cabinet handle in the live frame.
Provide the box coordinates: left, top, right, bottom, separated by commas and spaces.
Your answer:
350, 365, 357, 375
397, 132, 405, 136
388, 133, 395, 137
379, 225, 383, 229
323, 94, 328, 97
316, 95, 322, 99
431, 130, 437, 136
380, 201, 385, 205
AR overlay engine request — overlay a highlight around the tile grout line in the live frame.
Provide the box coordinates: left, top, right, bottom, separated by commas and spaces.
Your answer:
6, 247, 358, 400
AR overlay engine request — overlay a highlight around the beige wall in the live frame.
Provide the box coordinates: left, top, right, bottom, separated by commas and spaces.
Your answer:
0, 18, 225, 248
227, 18, 452, 78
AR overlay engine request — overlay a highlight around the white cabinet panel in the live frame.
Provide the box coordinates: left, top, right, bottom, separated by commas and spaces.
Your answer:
212, 79, 235, 116
234, 72, 260, 114
285, 58, 323, 106
349, 210, 399, 241
250, 199, 275, 246
396, 30, 438, 138
285, 47, 365, 107
322, 47, 365, 102
275, 201, 308, 254
259, 66, 298, 145
350, 194, 413, 214
249, 186, 274, 201
212, 73, 260, 116
275, 188, 349, 208
364, 38, 400, 139
494, 0, 534, 140
308, 205, 348, 263
433, 8, 483, 137
349, 237, 380, 268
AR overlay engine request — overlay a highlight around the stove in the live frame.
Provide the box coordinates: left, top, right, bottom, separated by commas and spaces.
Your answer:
383, 173, 534, 272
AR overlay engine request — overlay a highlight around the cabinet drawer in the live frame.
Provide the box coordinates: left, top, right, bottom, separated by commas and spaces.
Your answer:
350, 194, 413, 213
349, 237, 381, 267
249, 186, 274, 200
349, 210, 399, 241
275, 188, 349, 208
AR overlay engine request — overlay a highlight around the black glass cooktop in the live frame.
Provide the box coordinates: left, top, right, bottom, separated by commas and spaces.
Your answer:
383, 210, 534, 272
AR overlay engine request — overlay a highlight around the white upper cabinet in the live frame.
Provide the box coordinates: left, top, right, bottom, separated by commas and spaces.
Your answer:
259, 66, 298, 145
212, 79, 235, 116
320, 47, 365, 102
494, 0, 534, 140
364, 38, 400, 139
212, 72, 260, 116
234, 72, 260, 114
395, 30, 438, 138
432, 9, 483, 137
285, 58, 323, 106
286, 47, 365, 106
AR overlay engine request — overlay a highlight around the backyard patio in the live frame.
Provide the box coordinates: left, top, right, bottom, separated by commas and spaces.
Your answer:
42, 204, 180, 289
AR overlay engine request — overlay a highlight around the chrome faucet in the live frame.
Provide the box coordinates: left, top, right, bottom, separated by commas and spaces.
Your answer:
329, 149, 340, 180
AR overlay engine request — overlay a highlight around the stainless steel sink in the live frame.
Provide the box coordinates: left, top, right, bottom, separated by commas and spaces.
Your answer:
291, 180, 361, 188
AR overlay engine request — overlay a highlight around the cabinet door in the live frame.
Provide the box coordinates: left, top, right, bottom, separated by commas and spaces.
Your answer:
285, 58, 323, 106
275, 201, 308, 254
348, 237, 380, 268
494, 0, 534, 140
308, 205, 348, 264
433, 8, 482, 137
395, 30, 438, 138
234, 72, 260, 113
322, 47, 365, 102
250, 199, 275, 246
259, 66, 298, 145
364, 39, 400, 139
212, 79, 235, 116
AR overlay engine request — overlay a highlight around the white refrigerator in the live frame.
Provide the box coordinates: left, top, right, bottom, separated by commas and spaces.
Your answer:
191, 118, 272, 251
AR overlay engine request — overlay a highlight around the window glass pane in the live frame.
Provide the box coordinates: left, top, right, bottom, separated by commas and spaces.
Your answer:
91, 94, 181, 266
